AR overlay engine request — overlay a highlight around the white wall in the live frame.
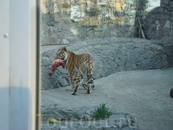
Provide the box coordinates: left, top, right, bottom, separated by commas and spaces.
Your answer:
0, 0, 38, 130
0, 0, 10, 129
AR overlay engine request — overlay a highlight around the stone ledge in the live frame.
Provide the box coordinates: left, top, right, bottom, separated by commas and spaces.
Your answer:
41, 103, 139, 130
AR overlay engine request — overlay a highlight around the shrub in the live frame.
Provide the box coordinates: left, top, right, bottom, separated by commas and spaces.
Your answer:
92, 103, 112, 120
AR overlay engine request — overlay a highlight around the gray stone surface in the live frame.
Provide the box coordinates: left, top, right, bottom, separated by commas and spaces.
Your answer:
143, 1, 173, 40
41, 103, 139, 130
42, 35, 58, 45
41, 0, 172, 45
41, 38, 173, 90
41, 0, 137, 46
41, 68, 173, 130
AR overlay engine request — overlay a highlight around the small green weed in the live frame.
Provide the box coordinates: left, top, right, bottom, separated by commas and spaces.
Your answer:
92, 103, 112, 120
73, 113, 79, 119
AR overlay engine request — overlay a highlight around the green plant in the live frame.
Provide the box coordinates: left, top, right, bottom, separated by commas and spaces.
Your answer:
73, 112, 79, 119
92, 103, 112, 120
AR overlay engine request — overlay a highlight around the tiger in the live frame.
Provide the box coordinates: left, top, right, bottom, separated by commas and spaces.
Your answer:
55, 47, 95, 95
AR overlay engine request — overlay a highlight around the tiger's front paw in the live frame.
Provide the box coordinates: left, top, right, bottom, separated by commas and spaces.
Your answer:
71, 92, 76, 95
86, 91, 91, 94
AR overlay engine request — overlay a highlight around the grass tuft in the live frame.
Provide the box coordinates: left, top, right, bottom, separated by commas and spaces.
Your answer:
92, 103, 112, 120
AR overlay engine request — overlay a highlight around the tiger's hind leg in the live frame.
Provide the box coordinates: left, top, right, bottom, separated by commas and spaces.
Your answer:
87, 74, 95, 90
86, 74, 94, 94
72, 69, 83, 95
72, 75, 82, 95
73, 75, 87, 90
81, 74, 87, 90
82, 79, 93, 92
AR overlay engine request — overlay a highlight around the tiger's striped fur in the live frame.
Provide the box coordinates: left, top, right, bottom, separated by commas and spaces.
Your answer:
55, 47, 95, 95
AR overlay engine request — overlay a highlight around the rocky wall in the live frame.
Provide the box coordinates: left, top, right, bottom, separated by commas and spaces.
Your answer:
41, 103, 139, 130
41, 0, 137, 45
41, 38, 173, 90
41, 0, 173, 46
143, 0, 173, 41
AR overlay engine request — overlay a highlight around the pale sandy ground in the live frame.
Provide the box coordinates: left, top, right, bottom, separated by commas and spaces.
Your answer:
42, 68, 173, 130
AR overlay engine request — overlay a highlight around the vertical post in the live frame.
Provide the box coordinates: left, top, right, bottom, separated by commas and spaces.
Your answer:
171, 21, 173, 44
36, 0, 41, 129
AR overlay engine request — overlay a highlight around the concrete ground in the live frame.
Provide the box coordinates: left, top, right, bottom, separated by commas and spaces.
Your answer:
41, 68, 173, 130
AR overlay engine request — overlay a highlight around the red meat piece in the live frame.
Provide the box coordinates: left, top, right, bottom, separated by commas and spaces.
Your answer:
49, 59, 65, 75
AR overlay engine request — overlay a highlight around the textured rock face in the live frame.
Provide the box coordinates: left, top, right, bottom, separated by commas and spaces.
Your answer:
41, 0, 138, 45
41, 38, 173, 90
41, 103, 139, 130
41, 0, 172, 46
143, 0, 173, 41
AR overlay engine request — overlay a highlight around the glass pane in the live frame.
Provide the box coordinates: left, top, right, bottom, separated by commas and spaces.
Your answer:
40, 0, 173, 130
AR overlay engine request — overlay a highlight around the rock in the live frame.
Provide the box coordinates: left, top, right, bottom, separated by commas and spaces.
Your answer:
71, 5, 83, 23
62, 39, 70, 44
42, 36, 58, 45
47, 21, 54, 26
162, 0, 169, 4
157, 8, 164, 13
170, 1, 173, 8
41, 0, 49, 14
164, 20, 171, 28
58, 76, 69, 87
41, 104, 139, 130
42, 57, 51, 67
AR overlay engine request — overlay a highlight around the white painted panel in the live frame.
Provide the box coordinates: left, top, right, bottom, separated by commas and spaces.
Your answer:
9, 0, 30, 126
9, 0, 37, 130
0, 0, 10, 130
0, 0, 37, 129
0, 0, 10, 86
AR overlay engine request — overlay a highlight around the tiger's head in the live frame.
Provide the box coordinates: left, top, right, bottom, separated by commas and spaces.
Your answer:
55, 47, 68, 61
